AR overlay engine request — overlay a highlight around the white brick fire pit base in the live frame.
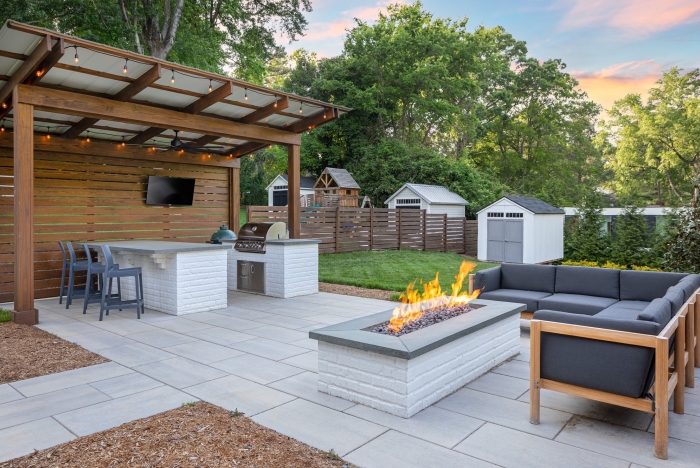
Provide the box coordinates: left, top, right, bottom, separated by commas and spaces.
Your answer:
317, 313, 520, 418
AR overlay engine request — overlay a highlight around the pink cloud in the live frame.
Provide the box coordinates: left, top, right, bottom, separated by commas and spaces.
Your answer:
303, 1, 405, 41
559, 0, 700, 35
571, 60, 664, 110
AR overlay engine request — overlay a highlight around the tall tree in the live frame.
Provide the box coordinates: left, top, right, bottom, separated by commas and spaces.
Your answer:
602, 68, 700, 206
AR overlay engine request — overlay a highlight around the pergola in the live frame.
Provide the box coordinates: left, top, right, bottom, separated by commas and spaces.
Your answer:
0, 21, 348, 325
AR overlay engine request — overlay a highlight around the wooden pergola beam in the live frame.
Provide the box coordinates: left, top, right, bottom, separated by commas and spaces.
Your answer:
230, 141, 269, 158
129, 82, 234, 144
16, 85, 301, 146
26, 37, 64, 85
0, 34, 52, 118
240, 96, 289, 124
286, 107, 337, 133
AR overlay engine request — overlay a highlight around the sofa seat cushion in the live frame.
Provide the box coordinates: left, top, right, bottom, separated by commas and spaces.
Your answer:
479, 289, 551, 311
595, 306, 644, 321
619, 270, 687, 302
500, 263, 556, 293
610, 300, 650, 311
555, 266, 620, 299
538, 294, 618, 316
533, 310, 660, 398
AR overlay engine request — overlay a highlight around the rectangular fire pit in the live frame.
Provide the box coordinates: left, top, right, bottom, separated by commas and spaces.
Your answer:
309, 299, 524, 418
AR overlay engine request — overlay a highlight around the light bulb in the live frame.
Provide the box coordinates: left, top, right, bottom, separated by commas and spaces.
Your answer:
323, 109, 327, 119
299, 103, 303, 114
0, 121, 4, 132
123, 59, 128, 74
208, 80, 213, 93
244, 88, 248, 101
86, 136, 90, 142
170, 70, 175, 84
74, 48, 79, 63
46, 133, 50, 140
1, 103, 6, 109
274, 99, 277, 108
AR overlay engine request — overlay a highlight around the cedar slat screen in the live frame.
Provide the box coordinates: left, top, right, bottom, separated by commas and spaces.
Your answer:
0, 149, 229, 302
248, 206, 477, 256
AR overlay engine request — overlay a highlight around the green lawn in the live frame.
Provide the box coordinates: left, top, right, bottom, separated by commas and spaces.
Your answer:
0, 308, 10, 323
319, 250, 497, 294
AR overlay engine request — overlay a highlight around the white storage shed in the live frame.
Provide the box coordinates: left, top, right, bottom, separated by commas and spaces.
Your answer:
384, 184, 467, 218
477, 196, 564, 264
266, 174, 316, 206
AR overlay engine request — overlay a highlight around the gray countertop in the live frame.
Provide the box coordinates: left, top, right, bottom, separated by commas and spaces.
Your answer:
87, 241, 232, 254
222, 238, 321, 246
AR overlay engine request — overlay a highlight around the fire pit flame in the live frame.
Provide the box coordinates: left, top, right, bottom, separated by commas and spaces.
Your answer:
387, 261, 480, 333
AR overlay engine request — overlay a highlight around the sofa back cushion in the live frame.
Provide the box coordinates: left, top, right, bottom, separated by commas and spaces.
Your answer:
677, 275, 700, 302
619, 270, 686, 302
637, 298, 673, 328
534, 310, 660, 398
473, 266, 501, 293
500, 263, 556, 293
662, 286, 685, 314
555, 266, 620, 299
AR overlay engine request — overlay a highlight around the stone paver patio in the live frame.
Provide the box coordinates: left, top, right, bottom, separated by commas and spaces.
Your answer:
2, 291, 700, 467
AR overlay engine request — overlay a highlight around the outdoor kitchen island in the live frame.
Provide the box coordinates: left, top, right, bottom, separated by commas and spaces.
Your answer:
89, 241, 231, 315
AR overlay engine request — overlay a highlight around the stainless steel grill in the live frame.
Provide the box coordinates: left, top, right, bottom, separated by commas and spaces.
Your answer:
234, 222, 288, 253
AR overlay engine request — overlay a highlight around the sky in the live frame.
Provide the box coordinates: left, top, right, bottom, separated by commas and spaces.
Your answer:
282, 0, 700, 112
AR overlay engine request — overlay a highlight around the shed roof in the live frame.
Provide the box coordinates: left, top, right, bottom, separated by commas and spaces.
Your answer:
385, 183, 467, 205
282, 174, 316, 189
0, 21, 348, 158
505, 196, 564, 214
317, 167, 360, 189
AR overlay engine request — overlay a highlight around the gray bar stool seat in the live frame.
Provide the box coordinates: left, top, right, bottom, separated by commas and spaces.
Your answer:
98, 244, 145, 321
80, 244, 121, 315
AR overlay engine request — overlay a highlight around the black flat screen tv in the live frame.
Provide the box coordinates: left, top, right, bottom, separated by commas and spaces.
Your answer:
146, 176, 196, 206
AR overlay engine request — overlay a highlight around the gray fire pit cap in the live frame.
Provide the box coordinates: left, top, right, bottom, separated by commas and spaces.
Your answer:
309, 299, 525, 360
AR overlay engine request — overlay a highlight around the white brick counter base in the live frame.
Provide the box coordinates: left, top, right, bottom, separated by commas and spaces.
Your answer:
317, 313, 520, 418
225, 240, 319, 298
108, 249, 228, 315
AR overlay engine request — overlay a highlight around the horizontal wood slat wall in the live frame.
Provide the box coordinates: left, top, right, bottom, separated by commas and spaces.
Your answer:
0, 148, 230, 302
247, 206, 478, 255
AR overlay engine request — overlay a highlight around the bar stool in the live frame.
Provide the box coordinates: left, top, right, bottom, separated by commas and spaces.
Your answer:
98, 245, 145, 321
80, 244, 121, 315
65, 242, 89, 308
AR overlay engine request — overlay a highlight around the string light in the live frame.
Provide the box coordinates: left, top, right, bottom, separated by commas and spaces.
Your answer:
299, 102, 303, 114
73, 47, 79, 64
273, 97, 277, 108
0, 119, 4, 132
170, 69, 175, 84
121, 136, 125, 147
244, 88, 248, 101
208, 79, 213, 93
123, 58, 128, 74
46, 126, 51, 139
323, 109, 327, 119
1, 102, 6, 109
86, 130, 90, 142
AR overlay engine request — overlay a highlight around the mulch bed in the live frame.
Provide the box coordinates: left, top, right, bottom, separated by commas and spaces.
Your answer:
0, 402, 351, 468
0, 322, 108, 385
319, 282, 397, 301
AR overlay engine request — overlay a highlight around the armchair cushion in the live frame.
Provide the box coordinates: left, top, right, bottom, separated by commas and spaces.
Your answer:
555, 266, 620, 299
534, 310, 660, 398
619, 270, 687, 302
538, 293, 618, 316
474, 266, 501, 293
478, 289, 551, 311
500, 263, 557, 293
637, 298, 673, 328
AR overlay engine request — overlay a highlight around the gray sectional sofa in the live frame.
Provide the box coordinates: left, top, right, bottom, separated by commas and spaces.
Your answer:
471, 263, 700, 459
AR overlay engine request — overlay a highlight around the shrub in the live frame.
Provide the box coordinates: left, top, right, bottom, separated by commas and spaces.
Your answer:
564, 194, 609, 262
560, 260, 662, 272
0, 308, 10, 322
663, 206, 700, 273
610, 206, 652, 267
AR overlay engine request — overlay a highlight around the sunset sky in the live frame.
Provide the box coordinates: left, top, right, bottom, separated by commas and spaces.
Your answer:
287, 0, 700, 112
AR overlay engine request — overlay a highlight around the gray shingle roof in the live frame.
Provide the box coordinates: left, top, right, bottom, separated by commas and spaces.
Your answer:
385, 184, 467, 205
505, 196, 564, 214
322, 168, 361, 189
280, 174, 316, 189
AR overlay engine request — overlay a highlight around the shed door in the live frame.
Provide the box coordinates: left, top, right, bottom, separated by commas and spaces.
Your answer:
487, 219, 505, 261
272, 190, 288, 206
504, 220, 523, 263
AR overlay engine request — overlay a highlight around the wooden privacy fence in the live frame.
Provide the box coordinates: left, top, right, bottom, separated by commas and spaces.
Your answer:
0, 148, 230, 303
247, 206, 478, 255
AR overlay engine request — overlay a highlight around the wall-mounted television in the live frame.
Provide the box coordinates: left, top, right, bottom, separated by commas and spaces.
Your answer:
146, 176, 196, 206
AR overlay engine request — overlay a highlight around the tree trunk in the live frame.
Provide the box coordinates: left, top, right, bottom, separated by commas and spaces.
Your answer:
140, 0, 185, 60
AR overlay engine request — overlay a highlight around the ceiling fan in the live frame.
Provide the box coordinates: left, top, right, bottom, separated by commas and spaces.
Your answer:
125, 130, 226, 154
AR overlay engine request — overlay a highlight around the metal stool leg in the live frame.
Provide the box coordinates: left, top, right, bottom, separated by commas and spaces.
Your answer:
118, 277, 122, 311
139, 272, 145, 315
59, 262, 66, 304
99, 276, 107, 321
66, 266, 75, 309
82, 268, 93, 315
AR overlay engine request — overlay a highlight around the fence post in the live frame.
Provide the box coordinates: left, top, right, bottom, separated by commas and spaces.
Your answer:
370, 207, 374, 251
335, 206, 340, 253
463, 218, 467, 255
246, 205, 251, 224
398, 209, 402, 250
423, 210, 427, 251
443, 214, 448, 252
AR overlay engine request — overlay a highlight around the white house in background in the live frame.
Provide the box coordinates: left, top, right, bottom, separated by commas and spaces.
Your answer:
478, 196, 564, 264
563, 206, 672, 233
384, 183, 467, 217
266, 174, 316, 206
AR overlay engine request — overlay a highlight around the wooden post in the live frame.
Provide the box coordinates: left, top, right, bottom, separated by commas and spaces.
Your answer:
12, 96, 38, 325
655, 336, 669, 459
369, 207, 374, 251
335, 206, 340, 253
687, 303, 695, 386
674, 315, 685, 413
696, 293, 700, 367
287, 144, 301, 238
468, 274, 475, 295
398, 209, 402, 250
529, 320, 541, 424
463, 218, 468, 254
443, 214, 448, 252
229, 160, 240, 235
422, 210, 427, 251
